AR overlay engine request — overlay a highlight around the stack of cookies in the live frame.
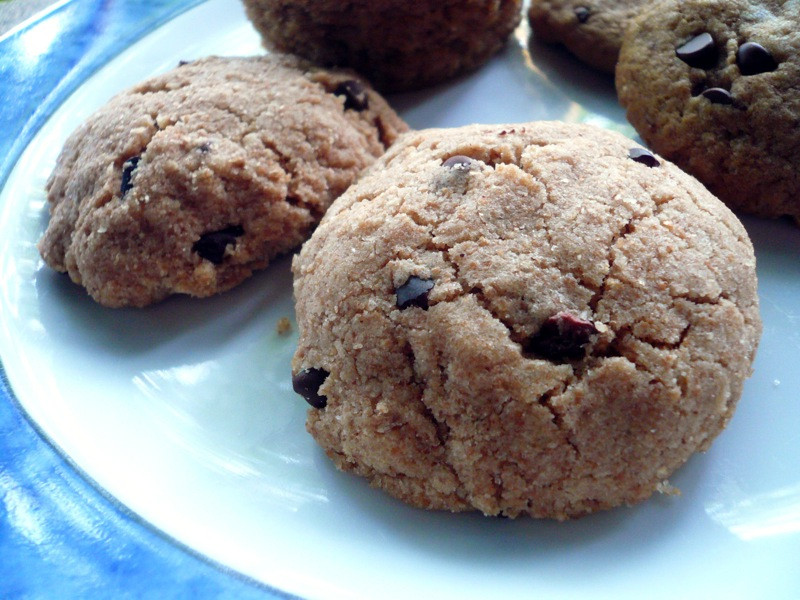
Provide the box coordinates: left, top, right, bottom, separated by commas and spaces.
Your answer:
39, 0, 774, 520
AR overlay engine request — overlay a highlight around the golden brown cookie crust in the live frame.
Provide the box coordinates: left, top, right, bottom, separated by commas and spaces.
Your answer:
39, 54, 407, 307
529, 0, 650, 73
292, 122, 761, 519
616, 0, 800, 220
242, 0, 523, 92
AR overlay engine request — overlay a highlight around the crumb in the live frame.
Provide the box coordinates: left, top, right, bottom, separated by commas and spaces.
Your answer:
276, 316, 292, 335
656, 480, 681, 496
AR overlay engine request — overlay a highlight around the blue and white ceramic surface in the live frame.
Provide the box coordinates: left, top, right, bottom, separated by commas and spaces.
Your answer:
1, 1, 799, 598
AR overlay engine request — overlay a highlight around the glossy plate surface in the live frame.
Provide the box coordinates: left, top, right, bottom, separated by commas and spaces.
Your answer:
1, 1, 799, 598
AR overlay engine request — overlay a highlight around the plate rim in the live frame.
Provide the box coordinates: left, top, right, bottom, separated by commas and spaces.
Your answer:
0, 1, 288, 597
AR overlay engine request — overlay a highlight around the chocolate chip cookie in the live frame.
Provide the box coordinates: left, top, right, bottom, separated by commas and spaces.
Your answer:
616, 0, 800, 221
39, 54, 407, 307
529, 0, 650, 73
291, 122, 761, 519
241, 0, 523, 92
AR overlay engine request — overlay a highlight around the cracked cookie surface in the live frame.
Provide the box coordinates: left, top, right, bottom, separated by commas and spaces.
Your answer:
39, 54, 407, 307
529, 0, 650, 73
616, 0, 800, 221
241, 0, 522, 92
291, 122, 761, 520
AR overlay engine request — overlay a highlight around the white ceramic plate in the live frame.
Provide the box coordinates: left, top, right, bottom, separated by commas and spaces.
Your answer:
1, 0, 799, 597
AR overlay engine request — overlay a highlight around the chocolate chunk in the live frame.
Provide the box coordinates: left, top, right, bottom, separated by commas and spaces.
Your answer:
198, 142, 211, 153
442, 155, 473, 169
702, 87, 733, 105
525, 312, 597, 361
396, 276, 435, 310
737, 42, 778, 76
676, 33, 718, 70
192, 225, 244, 264
628, 147, 660, 168
178, 59, 191, 67
574, 6, 591, 23
333, 79, 369, 111
120, 156, 140, 197
292, 368, 329, 409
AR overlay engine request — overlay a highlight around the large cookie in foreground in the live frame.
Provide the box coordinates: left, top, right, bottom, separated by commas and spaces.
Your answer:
529, 0, 650, 73
241, 0, 522, 92
616, 0, 800, 221
291, 122, 761, 520
39, 54, 407, 307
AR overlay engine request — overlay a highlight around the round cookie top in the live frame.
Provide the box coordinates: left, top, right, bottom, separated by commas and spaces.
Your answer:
241, 0, 522, 92
39, 54, 407, 307
616, 0, 800, 221
529, 0, 650, 73
291, 121, 761, 520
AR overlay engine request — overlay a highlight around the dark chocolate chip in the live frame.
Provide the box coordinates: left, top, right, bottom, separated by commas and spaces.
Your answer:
628, 147, 660, 168
737, 42, 778, 76
442, 155, 473, 169
198, 142, 211, 153
525, 312, 598, 361
333, 79, 369, 111
396, 276, 435, 310
702, 87, 733, 105
120, 156, 140, 197
574, 6, 591, 23
676, 33, 718, 70
292, 368, 329, 409
178, 59, 191, 67
192, 225, 244, 264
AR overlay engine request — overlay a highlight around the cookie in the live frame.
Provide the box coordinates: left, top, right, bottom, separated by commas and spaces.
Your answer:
39, 54, 407, 307
241, 0, 523, 92
291, 122, 761, 520
529, 0, 649, 73
616, 0, 800, 221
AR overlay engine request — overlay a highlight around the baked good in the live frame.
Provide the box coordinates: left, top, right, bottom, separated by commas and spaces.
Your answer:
39, 54, 407, 307
528, 0, 650, 73
241, 0, 523, 92
616, 0, 800, 221
291, 121, 761, 519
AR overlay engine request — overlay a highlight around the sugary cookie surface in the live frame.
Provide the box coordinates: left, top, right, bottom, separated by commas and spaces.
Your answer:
39, 54, 407, 307
616, 0, 800, 221
292, 122, 761, 519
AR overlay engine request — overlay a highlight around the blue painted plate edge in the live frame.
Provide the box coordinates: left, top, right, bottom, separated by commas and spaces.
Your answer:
0, 2, 290, 597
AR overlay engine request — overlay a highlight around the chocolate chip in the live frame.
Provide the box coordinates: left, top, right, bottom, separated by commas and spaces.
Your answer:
737, 42, 778, 76
120, 156, 140, 197
396, 276, 435, 310
628, 147, 660, 168
442, 155, 473, 169
676, 33, 718, 70
701, 87, 733, 105
525, 312, 597, 361
192, 225, 244, 264
198, 142, 211, 153
574, 6, 591, 23
178, 59, 191, 67
333, 79, 369, 111
292, 368, 329, 409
